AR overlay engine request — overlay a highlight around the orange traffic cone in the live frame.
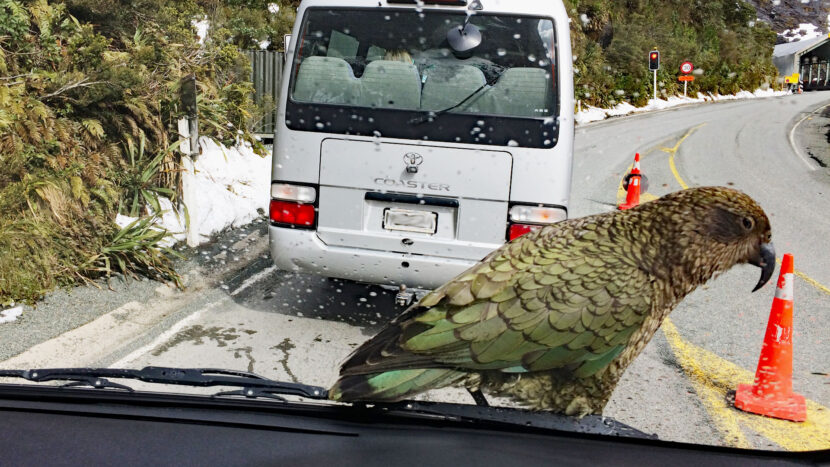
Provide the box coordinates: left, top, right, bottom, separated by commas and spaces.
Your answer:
619, 153, 642, 210
734, 254, 807, 422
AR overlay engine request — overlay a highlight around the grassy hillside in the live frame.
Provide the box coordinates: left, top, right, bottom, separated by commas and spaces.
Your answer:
0, 0, 294, 304
564, 0, 780, 107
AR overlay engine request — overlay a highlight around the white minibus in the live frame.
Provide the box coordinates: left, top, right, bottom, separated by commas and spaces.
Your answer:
269, 0, 575, 296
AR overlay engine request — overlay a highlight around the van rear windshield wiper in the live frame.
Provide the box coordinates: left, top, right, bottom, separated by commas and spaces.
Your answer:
409, 70, 504, 126
0, 366, 329, 401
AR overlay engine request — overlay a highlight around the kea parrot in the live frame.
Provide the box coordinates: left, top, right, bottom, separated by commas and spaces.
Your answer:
330, 187, 775, 416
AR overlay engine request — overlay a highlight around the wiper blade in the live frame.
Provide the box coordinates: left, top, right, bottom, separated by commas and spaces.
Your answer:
409, 69, 504, 126
0, 366, 329, 401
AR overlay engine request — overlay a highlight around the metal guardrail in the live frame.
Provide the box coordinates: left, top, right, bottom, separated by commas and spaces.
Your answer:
245, 50, 285, 139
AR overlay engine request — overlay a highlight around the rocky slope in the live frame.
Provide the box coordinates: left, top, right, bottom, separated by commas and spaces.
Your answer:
745, 0, 829, 42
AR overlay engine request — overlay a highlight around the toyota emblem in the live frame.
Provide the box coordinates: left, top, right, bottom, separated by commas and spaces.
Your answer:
404, 153, 423, 173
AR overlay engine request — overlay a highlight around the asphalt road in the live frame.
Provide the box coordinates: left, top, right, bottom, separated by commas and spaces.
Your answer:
2, 91, 829, 451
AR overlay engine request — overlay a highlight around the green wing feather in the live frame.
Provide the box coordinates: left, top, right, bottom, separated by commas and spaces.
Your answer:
333, 216, 655, 401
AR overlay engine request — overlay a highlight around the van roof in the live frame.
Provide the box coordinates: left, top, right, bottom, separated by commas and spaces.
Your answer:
297, 0, 567, 18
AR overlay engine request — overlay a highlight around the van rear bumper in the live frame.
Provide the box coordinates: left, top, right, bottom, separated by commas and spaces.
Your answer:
269, 226, 479, 289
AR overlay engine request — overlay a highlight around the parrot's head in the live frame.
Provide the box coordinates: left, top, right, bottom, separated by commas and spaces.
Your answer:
645, 187, 774, 293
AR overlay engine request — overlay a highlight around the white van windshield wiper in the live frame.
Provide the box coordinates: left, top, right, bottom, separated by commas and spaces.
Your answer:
409, 70, 504, 126
0, 366, 329, 401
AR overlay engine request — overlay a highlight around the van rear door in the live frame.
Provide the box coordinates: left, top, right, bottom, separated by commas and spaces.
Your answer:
317, 139, 512, 260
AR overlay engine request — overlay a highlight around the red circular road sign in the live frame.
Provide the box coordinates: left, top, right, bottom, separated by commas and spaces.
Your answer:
680, 61, 694, 74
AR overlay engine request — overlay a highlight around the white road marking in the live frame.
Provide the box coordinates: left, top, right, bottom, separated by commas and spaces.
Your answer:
113, 265, 278, 367
110, 305, 211, 368
787, 103, 828, 171
231, 266, 277, 296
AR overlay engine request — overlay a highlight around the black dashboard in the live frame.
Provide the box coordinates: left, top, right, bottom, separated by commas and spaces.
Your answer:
0, 385, 826, 466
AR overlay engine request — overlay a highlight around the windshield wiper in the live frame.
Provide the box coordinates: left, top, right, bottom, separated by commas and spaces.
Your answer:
409, 70, 504, 126
0, 366, 329, 401
0, 367, 654, 438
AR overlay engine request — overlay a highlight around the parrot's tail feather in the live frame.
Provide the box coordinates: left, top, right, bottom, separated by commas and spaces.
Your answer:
330, 369, 466, 403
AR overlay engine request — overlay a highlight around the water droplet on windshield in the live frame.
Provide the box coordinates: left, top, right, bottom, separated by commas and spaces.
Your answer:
497, 48, 507, 57
507, 140, 519, 147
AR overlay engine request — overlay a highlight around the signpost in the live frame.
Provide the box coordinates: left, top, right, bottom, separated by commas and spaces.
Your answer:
679, 61, 694, 97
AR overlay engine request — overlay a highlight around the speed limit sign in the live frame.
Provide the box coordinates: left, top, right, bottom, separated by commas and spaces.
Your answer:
680, 61, 694, 74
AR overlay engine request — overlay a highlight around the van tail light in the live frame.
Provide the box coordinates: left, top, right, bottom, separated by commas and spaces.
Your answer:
270, 182, 317, 229
508, 223, 543, 241
507, 204, 567, 241
270, 200, 316, 227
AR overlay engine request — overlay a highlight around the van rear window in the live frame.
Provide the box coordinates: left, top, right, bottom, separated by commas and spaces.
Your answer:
286, 8, 560, 149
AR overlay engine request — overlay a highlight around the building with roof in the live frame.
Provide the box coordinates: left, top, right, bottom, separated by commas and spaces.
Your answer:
773, 35, 830, 91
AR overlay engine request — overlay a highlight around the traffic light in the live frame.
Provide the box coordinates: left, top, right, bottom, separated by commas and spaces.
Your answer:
649, 50, 660, 71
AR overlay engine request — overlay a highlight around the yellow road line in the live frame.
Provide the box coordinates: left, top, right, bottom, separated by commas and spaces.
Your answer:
630, 126, 830, 450
793, 268, 830, 296
663, 319, 830, 451
661, 124, 706, 190
668, 154, 689, 190
662, 319, 752, 448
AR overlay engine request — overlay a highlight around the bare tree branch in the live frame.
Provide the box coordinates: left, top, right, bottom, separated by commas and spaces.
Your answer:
0, 73, 34, 80
39, 79, 109, 101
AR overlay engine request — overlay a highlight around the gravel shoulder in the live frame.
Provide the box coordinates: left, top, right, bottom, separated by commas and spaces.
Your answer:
0, 219, 271, 363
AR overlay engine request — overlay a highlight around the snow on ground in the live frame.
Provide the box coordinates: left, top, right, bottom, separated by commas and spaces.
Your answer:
179, 138, 271, 244
116, 137, 271, 247
575, 88, 790, 125
0, 306, 23, 324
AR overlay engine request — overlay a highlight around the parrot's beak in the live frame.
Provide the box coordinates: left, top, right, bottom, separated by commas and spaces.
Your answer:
749, 242, 776, 292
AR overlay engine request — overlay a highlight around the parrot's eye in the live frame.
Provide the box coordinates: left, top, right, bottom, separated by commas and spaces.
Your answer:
742, 217, 755, 231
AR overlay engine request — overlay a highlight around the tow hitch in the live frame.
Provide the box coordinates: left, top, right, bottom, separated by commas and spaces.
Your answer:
395, 284, 415, 307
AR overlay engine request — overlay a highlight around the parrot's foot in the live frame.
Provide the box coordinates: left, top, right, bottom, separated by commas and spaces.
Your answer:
564, 397, 595, 418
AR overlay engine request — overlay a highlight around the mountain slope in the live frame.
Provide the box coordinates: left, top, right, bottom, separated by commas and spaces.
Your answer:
745, 0, 829, 41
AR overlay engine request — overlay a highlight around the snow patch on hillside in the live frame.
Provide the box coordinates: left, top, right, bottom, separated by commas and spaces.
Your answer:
780, 22, 825, 42
576, 88, 790, 125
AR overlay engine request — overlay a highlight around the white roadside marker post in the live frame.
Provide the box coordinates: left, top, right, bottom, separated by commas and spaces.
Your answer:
179, 76, 200, 248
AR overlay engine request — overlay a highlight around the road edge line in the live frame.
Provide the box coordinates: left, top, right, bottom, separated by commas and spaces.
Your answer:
110, 303, 215, 367
787, 103, 830, 172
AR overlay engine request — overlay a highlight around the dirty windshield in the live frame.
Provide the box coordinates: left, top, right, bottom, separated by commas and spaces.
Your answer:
291, 9, 555, 113
1, 0, 830, 457
285, 8, 559, 148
